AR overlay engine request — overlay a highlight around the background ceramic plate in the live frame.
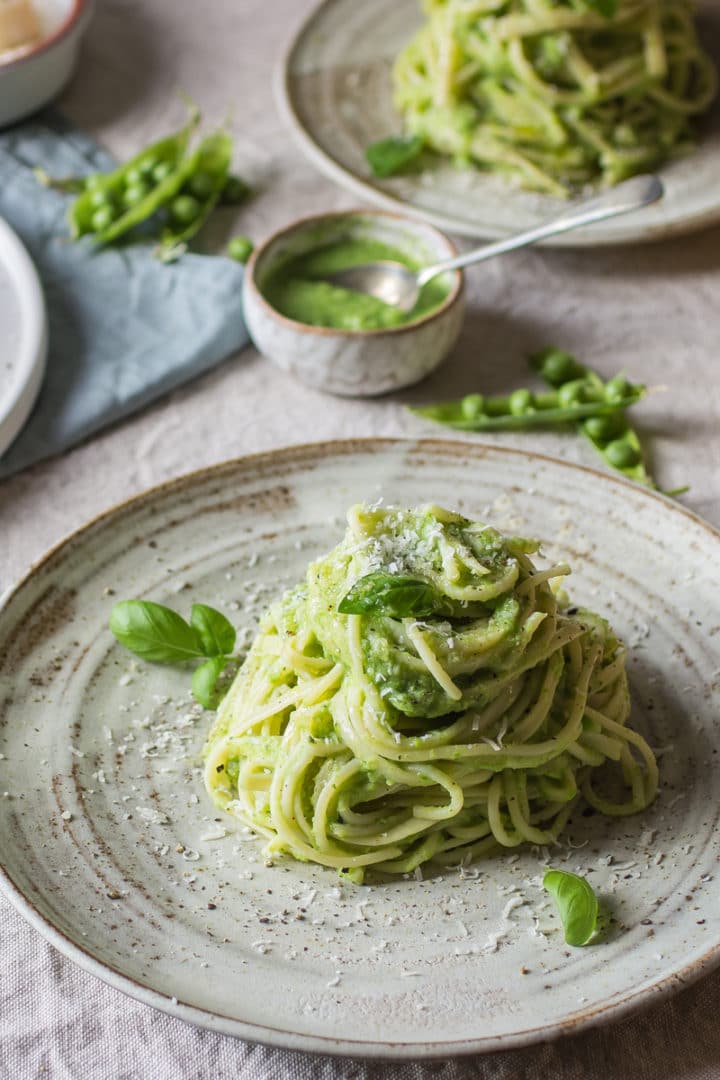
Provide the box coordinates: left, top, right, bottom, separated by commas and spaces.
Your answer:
0, 216, 47, 457
1, 440, 719, 1057
279, 0, 720, 246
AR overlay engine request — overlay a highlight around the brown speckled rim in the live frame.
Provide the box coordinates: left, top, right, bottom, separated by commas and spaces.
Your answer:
1, 437, 720, 1058
244, 208, 464, 338
0, 0, 92, 71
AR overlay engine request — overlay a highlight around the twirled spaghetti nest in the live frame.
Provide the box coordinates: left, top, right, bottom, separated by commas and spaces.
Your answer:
204, 505, 657, 881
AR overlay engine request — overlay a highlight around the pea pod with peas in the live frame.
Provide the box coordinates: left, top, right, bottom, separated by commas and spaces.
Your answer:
68, 105, 201, 243
410, 371, 646, 433
529, 348, 654, 486
37, 104, 253, 259
156, 131, 233, 262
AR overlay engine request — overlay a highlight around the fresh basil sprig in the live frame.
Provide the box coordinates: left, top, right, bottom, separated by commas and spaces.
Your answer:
338, 572, 437, 618
543, 868, 599, 946
109, 599, 237, 708
365, 134, 424, 178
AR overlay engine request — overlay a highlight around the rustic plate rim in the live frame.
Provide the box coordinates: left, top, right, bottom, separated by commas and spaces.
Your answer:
2, 436, 720, 1057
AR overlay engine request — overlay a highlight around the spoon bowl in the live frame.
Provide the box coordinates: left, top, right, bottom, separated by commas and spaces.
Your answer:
325, 174, 664, 313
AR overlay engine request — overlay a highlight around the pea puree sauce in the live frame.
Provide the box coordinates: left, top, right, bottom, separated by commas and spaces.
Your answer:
261, 238, 449, 331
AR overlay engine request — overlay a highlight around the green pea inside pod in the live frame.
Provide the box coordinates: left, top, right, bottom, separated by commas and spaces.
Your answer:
460, 393, 485, 421
508, 388, 534, 416
604, 375, 633, 403
123, 182, 151, 209
557, 378, 596, 408
170, 194, 202, 225
88, 187, 117, 212
187, 170, 216, 200
124, 165, 146, 188
90, 205, 116, 232
137, 155, 159, 179
532, 348, 585, 387
84, 172, 107, 192
604, 438, 641, 468
152, 160, 175, 184
583, 413, 626, 443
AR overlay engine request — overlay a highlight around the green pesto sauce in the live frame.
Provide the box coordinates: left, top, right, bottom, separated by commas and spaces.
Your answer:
261, 238, 450, 331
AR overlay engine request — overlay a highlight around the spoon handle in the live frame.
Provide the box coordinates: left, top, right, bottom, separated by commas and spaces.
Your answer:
416, 174, 664, 287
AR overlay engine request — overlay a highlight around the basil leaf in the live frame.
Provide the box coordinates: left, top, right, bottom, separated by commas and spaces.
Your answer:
365, 135, 424, 178
338, 573, 438, 618
543, 868, 599, 946
191, 655, 228, 709
190, 603, 236, 657
109, 600, 205, 663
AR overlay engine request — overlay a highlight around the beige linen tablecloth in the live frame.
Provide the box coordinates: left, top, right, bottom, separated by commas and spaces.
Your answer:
2, 1, 720, 1076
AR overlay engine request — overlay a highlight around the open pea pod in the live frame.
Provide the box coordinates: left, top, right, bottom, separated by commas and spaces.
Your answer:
580, 415, 654, 486
529, 349, 655, 487
155, 131, 233, 262
68, 105, 200, 242
411, 384, 644, 433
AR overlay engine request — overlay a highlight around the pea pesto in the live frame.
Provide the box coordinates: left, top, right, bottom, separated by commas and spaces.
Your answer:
260, 238, 450, 331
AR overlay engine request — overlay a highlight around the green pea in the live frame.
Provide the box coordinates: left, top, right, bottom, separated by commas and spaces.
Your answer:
509, 388, 534, 415
584, 414, 625, 443
605, 438, 641, 468
138, 155, 159, 178
461, 394, 485, 420
84, 172, 106, 191
152, 160, 174, 184
558, 379, 591, 407
188, 170, 216, 200
90, 205, 116, 232
226, 235, 254, 264
123, 182, 150, 208
604, 375, 632, 403
170, 194, 201, 224
540, 350, 583, 387
88, 188, 115, 210
124, 165, 145, 188
222, 175, 251, 204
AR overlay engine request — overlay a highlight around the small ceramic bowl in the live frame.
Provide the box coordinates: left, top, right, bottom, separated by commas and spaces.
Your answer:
0, 0, 94, 128
243, 209, 464, 397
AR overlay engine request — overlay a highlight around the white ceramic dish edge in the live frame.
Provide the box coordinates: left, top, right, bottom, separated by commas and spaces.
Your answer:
0, 216, 47, 457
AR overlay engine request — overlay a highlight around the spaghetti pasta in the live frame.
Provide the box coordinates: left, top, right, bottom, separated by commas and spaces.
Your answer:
391, 0, 717, 194
203, 505, 657, 880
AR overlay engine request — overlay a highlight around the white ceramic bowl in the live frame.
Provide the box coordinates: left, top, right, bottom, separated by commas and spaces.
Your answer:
243, 210, 465, 397
0, 0, 94, 128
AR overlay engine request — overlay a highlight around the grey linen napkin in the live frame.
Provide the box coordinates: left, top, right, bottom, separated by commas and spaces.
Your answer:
0, 113, 248, 477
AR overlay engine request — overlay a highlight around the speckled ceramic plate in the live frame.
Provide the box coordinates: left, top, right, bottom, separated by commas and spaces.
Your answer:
0, 216, 47, 457
278, 0, 720, 246
1, 440, 719, 1057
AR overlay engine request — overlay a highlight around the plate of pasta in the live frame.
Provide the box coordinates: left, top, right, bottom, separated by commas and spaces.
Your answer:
279, 0, 720, 244
1, 439, 719, 1056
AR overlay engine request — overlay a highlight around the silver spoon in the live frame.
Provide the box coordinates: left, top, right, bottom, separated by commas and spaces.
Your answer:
326, 174, 664, 314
